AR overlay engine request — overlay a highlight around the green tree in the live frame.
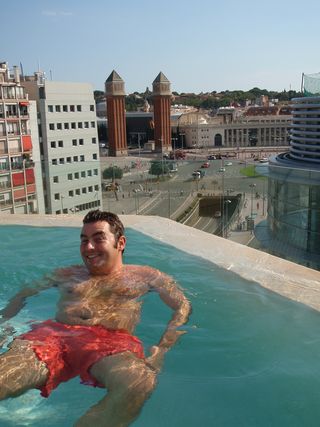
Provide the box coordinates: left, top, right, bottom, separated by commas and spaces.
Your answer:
149, 161, 170, 176
103, 166, 123, 181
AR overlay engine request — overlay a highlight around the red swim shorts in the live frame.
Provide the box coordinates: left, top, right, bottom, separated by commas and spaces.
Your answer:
19, 320, 144, 397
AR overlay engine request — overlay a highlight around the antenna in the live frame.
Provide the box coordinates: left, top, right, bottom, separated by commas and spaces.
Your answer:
300, 72, 304, 93
50, 70, 53, 80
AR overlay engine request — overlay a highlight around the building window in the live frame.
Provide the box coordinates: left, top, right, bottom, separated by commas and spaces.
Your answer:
69, 190, 74, 197
80, 155, 85, 162
76, 189, 80, 195
55, 105, 61, 112
70, 105, 75, 112
92, 153, 97, 160
64, 123, 69, 129
90, 105, 94, 112
71, 122, 76, 129
54, 193, 60, 200
59, 158, 64, 164
58, 140, 63, 148
93, 169, 98, 175
82, 187, 87, 194
48, 105, 53, 113
94, 185, 99, 191
72, 139, 77, 146
81, 171, 86, 178
73, 156, 78, 162
78, 122, 83, 129
79, 139, 84, 145
92, 137, 96, 144
87, 170, 92, 177
67, 173, 72, 180
49, 123, 55, 130
66, 157, 72, 163
63, 105, 68, 112
51, 141, 56, 148
57, 123, 62, 130
84, 122, 89, 128
52, 159, 57, 165
91, 121, 95, 128
53, 176, 59, 183
88, 186, 93, 192
77, 105, 82, 112
74, 172, 79, 179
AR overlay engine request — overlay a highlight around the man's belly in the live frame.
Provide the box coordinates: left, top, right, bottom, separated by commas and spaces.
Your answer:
55, 306, 139, 333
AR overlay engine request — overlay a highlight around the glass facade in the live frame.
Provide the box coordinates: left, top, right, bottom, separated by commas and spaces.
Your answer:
268, 171, 320, 256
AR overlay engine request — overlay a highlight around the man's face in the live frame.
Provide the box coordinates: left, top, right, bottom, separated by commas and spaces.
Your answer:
80, 221, 126, 275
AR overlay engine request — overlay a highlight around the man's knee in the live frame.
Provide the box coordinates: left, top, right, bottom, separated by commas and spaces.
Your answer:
90, 352, 157, 396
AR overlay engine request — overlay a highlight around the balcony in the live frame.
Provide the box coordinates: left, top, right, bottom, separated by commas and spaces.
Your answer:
0, 181, 11, 191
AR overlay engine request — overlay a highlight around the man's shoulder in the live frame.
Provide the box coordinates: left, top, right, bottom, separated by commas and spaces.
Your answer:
125, 264, 171, 282
125, 264, 159, 274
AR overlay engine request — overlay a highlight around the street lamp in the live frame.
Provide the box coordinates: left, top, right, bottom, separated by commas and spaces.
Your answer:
172, 137, 177, 158
224, 199, 231, 238
249, 183, 256, 219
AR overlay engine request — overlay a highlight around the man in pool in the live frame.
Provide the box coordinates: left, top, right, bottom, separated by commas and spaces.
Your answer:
0, 210, 191, 426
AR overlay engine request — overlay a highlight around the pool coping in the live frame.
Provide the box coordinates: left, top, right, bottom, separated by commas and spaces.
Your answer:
1, 214, 320, 312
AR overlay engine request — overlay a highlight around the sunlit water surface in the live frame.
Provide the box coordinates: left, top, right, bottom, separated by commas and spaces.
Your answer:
1, 225, 320, 426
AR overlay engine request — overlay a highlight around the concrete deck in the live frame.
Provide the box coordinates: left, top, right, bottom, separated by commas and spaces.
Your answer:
1, 214, 320, 312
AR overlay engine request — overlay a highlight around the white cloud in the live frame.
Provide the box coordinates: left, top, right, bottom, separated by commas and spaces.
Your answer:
42, 10, 57, 16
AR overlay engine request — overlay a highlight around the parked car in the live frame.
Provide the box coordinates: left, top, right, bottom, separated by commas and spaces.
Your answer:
225, 162, 233, 166
218, 167, 226, 172
201, 162, 210, 168
207, 155, 216, 160
192, 170, 205, 178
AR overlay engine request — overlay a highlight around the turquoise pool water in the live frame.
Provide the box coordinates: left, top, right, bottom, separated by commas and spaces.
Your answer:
1, 225, 320, 426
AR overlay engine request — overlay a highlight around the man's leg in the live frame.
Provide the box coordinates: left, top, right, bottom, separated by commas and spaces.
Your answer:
0, 339, 48, 399
75, 351, 157, 427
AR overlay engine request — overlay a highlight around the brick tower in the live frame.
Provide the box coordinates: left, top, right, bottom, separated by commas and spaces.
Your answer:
105, 70, 127, 156
152, 72, 172, 153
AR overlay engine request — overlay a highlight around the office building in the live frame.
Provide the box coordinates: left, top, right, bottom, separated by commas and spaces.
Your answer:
22, 74, 102, 214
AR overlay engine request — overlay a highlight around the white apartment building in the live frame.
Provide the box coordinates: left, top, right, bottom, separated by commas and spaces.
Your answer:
22, 76, 102, 214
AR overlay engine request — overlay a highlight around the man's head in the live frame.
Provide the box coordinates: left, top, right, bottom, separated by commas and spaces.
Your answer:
80, 210, 126, 275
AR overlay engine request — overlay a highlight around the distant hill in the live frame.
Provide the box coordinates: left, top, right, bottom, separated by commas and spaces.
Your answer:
94, 88, 303, 112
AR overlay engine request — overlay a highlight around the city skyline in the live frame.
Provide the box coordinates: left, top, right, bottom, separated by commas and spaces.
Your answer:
2, 0, 320, 93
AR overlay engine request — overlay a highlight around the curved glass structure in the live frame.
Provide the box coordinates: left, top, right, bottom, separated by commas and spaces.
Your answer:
266, 95, 320, 268
290, 96, 320, 163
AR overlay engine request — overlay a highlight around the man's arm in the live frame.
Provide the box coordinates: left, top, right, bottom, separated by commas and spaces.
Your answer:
146, 270, 191, 371
0, 274, 58, 324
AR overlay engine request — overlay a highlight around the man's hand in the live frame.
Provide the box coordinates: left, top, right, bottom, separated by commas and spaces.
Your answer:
0, 324, 15, 349
145, 346, 166, 373
146, 329, 186, 372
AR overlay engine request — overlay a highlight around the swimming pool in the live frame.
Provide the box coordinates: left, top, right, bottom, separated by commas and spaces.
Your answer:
1, 225, 320, 426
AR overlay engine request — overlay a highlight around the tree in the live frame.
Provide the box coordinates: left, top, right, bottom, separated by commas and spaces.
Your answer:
149, 161, 170, 176
103, 166, 123, 181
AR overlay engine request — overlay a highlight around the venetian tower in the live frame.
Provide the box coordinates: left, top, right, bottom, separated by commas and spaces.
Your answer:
105, 70, 127, 156
152, 72, 172, 152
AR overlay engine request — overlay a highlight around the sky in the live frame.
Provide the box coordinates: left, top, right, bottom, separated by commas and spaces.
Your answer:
2, 0, 320, 94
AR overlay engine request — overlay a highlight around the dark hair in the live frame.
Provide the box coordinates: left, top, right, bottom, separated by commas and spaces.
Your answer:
83, 210, 125, 247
